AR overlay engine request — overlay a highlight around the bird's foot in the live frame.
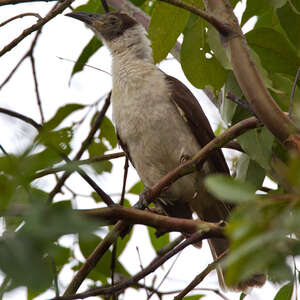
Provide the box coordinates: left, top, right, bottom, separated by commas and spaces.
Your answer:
134, 187, 152, 210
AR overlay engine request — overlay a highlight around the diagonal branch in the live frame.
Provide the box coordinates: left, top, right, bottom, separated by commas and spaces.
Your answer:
174, 252, 227, 299
48, 92, 111, 203
62, 116, 261, 296
0, 0, 75, 57
56, 231, 218, 300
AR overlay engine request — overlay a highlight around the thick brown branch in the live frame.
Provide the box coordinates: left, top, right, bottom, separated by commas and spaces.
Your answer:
63, 116, 260, 296
203, 0, 298, 145
79, 206, 224, 235
159, 0, 231, 36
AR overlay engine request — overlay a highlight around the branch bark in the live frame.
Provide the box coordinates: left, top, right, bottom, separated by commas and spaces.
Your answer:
157, 0, 299, 147
79, 205, 224, 234
63, 116, 261, 296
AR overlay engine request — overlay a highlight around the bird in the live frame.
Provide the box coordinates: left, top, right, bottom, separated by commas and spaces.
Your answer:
66, 11, 266, 291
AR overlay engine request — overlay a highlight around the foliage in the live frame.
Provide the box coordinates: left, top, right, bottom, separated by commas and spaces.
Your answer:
0, 0, 300, 299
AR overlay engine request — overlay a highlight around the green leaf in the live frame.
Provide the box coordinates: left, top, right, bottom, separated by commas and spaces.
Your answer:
205, 174, 256, 203
182, 295, 205, 300
237, 127, 274, 170
273, 282, 293, 300
181, 18, 227, 91
88, 140, 108, 157
207, 24, 231, 69
269, 73, 300, 112
222, 71, 242, 124
128, 180, 144, 195
246, 27, 300, 77
79, 234, 130, 283
240, 292, 247, 300
116, 226, 132, 257
71, 36, 102, 77
241, 0, 271, 26
93, 160, 113, 174
74, 0, 103, 12
99, 116, 117, 148
147, 227, 169, 252
277, 1, 300, 50
44, 104, 85, 131
70, 0, 105, 77
148, 2, 190, 63
88, 140, 112, 174
269, 0, 288, 8
236, 154, 266, 189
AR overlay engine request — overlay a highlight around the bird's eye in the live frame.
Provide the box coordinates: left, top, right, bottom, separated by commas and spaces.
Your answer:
108, 16, 119, 25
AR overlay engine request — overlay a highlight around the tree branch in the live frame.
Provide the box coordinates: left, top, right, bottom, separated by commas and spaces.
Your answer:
203, 0, 299, 146
33, 152, 125, 179
57, 231, 219, 300
0, 0, 75, 57
159, 0, 232, 36
174, 252, 226, 299
62, 116, 260, 296
0, 0, 56, 5
0, 107, 42, 130
79, 205, 224, 235
48, 92, 111, 203
0, 13, 41, 27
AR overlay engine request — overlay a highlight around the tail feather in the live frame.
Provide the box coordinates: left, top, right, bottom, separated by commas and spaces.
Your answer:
194, 189, 266, 291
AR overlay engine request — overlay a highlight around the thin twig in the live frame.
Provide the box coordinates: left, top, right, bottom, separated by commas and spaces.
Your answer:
226, 92, 257, 117
48, 92, 111, 203
0, 0, 75, 57
101, 0, 110, 12
55, 231, 214, 300
0, 0, 56, 5
29, 31, 45, 124
33, 152, 125, 179
57, 56, 111, 76
289, 66, 300, 118
148, 252, 181, 300
0, 12, 41, 27
174, 251, 227, 300
0, 107, 42, 130
110, 240, 118, 300
136, 246, 150, 298
119, 157, 129, 206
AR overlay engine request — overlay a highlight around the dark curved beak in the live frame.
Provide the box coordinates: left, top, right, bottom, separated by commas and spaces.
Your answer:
66, 12, 102, 25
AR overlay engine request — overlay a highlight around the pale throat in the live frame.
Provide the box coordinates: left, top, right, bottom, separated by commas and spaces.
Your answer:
107, 24, 153, 64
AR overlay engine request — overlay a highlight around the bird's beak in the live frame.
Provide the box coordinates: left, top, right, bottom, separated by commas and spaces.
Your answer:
66, 12, 104, 26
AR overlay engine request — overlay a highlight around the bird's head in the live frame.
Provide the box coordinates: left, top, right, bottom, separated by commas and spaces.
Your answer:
66, 11, 152, 60
66, 11, 137, 42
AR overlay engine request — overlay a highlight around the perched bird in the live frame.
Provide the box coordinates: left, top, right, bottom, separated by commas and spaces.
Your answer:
66, 11, 265, 291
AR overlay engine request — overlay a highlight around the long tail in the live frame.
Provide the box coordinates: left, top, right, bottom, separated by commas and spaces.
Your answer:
198, 191, 266, 291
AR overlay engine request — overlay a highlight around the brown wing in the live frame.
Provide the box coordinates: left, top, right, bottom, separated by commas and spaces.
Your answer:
165, 75, 229, 175
116, 130, 135, 167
